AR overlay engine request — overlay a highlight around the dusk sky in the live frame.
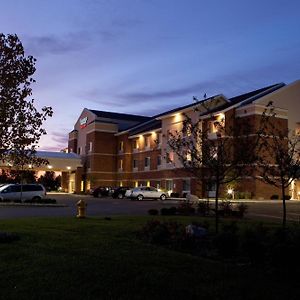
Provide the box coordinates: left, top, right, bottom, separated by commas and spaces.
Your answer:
1, 0, 300, 151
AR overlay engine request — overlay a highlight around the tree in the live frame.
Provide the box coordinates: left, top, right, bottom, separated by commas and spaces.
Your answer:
38, 171, 61, 191
257, 107, 300, 228
167, 98, 260, 233
0, 34, 53, 193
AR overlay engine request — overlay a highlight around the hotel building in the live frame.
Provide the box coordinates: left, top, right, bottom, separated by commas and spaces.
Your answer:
68, 80, 300, 199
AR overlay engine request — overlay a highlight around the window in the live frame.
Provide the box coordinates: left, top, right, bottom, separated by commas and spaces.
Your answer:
183, 123, 192, 137
166, 180, 173, 192
119, 141, 124, 152
157, 155, 161, 166
186, 150, 192, 161
145, 157, 150, 168
89, 142, 92, 152
77, 147, 81, 154
182, 179, 191, 192
145, 136, 151, 148
119, 159, 123, 171
133, 139, 139, 150
156, 133, 161, 145
133, 159, 138, 169
166, 152, 174, 163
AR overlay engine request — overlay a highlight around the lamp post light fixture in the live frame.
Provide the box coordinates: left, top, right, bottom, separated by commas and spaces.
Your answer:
227, 188, 234, 199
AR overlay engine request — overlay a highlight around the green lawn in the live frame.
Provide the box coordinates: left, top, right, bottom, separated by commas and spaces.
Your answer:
0, 216, 298, 300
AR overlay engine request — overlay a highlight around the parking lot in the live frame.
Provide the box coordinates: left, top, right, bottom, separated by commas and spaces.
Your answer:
0, 193, 300, 222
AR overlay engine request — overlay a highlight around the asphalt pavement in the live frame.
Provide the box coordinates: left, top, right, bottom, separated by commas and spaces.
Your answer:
0, 193, 300, 223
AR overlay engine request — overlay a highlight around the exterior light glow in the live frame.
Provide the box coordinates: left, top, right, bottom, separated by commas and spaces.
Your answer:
227, 188, 234, 199
28, 164, 32, 168
174, 113, 181, 122
47, 165, 53, 169
67, 166, 71, 170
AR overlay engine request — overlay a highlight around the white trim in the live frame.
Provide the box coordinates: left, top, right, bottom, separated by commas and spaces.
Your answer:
87, 152, 116, 156
86, 129, 118, 134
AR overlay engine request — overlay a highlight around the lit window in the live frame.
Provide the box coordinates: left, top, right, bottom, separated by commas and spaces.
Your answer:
119, 159, 123, 170
89, 142, 92, 152
186, 151, 192, 161
167, 152, 174, 163
133, 140, 139, 150
156, 133, 161, 145
119, 141, 124, 152
145, 136, 151, 148
145, 157, 150, 167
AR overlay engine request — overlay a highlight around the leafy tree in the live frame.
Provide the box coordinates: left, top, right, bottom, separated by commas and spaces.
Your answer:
38, 171, 61, 191
167, 98, 261, 233
0, 33, 53, 198
258, 107, 300, 228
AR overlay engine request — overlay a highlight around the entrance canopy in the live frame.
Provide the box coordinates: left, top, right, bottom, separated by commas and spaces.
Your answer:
0, 151, 82, 172
36, 151, 82, 171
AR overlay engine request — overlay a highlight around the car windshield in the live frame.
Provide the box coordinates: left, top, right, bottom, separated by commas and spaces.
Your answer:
0, 184, 10, 191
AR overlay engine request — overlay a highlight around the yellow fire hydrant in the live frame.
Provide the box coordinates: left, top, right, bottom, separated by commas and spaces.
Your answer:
77, 199, 87, 218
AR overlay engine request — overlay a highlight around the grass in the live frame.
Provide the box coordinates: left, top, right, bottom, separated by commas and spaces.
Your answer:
0, 215, 299, 300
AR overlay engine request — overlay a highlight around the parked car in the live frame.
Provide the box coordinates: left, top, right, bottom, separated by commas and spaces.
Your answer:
92, 186, 113, 198
0, 184, 46, 202
125, 186, 167, 201
111, 187, 130, 199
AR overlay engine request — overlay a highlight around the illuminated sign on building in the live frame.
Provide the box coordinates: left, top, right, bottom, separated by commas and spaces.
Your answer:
80, 117, 88, 129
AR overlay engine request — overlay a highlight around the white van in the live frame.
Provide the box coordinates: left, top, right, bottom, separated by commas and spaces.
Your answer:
0, 184, 46, 202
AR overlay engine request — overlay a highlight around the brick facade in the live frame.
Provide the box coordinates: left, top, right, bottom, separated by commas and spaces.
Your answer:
67, 81, 300, 200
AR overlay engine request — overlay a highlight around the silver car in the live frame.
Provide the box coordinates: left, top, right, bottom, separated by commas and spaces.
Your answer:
0, 184, 46, 202
125, 186, 167, 201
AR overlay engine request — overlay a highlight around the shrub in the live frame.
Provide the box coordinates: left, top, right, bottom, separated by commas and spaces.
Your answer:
197, 200, 210, 216
271, 194, 279, 200
237, 203, 248, 218
220, 200, 233, 216
170, 192, 180, 198
284, 195, 291, 200
177, 201, 195, 215
240, 224, 269, 265
0, 232, 20, 243
148, 209, 159, 215
138, 220, 185, 246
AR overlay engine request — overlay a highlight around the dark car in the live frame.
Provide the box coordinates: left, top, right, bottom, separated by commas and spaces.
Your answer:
111, 187, 130, 199
92, 186, 113, 198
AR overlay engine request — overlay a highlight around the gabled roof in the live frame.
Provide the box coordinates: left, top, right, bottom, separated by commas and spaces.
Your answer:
128, 119, 161, 136
199, 83, 285, 116
229, 83, 285, 105
113, 82, 287, 137
154, 94, 226, 119
89, 109, 151, 122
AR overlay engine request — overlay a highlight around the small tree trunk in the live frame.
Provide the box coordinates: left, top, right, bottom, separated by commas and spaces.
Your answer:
215, 182, 220, 234
20, 168, 24, 202
281, 182, 286, 229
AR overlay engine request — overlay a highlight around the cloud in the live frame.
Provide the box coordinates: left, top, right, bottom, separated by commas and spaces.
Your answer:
24, 32, 92, 57
50, 131, 68, 145
117, 83, 211, 101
